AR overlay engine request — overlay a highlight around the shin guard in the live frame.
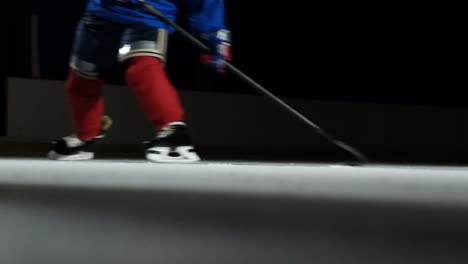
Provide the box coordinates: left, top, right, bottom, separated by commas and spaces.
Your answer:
66, 69, 105, 141
125, 56, 184, 131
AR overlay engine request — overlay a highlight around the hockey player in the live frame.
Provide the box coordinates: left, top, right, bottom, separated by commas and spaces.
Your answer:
47, 0, 232, 162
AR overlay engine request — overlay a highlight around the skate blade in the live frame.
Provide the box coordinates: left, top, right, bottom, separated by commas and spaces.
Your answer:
146, 146, 201, 163
47, 150, 94, 161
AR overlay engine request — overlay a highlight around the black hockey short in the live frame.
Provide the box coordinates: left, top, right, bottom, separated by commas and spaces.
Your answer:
69, 13, 168, 80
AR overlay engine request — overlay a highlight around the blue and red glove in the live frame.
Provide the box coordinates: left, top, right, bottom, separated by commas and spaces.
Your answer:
200, 28, 232, 73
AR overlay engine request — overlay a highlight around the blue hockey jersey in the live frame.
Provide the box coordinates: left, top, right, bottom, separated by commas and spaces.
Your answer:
86, 0, 226, 34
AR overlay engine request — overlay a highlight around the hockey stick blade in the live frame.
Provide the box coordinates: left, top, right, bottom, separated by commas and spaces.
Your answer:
140, 0, 369, 164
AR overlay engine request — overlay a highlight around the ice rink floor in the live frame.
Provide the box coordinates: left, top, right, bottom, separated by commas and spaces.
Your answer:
2, 157, 468, 263
2, 157, 468, 207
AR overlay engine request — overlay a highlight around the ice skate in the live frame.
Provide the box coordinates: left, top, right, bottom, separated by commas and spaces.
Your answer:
47, 116, 112, 161
145, 122, 200, 163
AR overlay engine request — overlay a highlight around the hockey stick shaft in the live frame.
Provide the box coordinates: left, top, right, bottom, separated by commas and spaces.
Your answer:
140, 1, 369, 163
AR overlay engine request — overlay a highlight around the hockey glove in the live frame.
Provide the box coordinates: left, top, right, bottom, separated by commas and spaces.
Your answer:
200, 28, 232, 73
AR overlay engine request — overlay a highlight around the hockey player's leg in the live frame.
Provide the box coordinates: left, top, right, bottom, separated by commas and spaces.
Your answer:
47, 69, 107, 161
48, 14, 122, 161
125, 56, 200, 163
119, 24, 200, 162
66, 69, 105, 141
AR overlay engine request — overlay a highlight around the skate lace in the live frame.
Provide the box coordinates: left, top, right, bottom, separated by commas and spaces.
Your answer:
157, 126, 176, 138
156, 122, 186, 139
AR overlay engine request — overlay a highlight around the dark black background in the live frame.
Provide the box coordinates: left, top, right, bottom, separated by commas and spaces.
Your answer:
1, 0, 438, 136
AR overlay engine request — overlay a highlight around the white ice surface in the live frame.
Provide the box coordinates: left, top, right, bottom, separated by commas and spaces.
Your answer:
1, 158, 468, 207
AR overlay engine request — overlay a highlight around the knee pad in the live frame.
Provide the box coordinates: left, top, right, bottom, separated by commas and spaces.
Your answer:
69, 55, 101, 80
118, 28, 168, 62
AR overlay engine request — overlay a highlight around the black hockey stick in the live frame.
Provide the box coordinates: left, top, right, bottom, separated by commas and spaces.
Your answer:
140, 0, 369, 164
